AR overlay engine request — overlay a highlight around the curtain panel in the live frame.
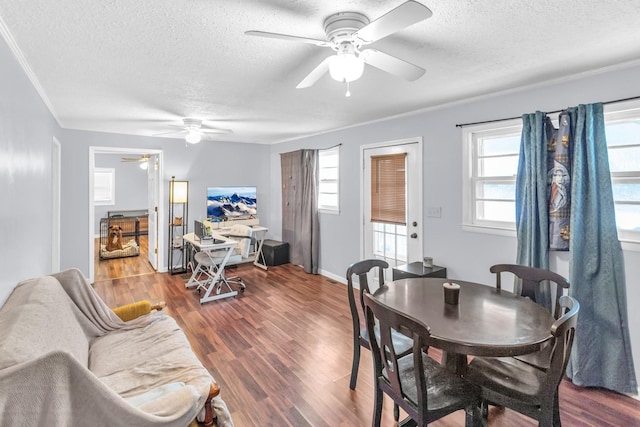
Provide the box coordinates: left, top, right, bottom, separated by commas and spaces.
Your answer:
516, 103, 636, 394
280, 149, 319, 274
515, 112, 551, 305
565, 104, 637, 394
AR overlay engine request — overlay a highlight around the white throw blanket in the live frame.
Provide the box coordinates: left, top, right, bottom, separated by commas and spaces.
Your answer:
0, 268, 234, 427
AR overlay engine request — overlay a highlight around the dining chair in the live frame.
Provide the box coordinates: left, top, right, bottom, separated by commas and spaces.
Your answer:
491, 264, 570, 318
363, 291, 482, 427
464, 295, 580, 427
490, 263, 571, 371
346, 259, 412, 391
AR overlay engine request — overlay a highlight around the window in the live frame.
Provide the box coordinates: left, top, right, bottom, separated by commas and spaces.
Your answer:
463, 100, 640, 244
370, 153, 407, 224
605, 103, 640, 242
94, 168, 115, 206
318, 146, 340, 212
373, 222, 408, 265
463, 120, 521, 234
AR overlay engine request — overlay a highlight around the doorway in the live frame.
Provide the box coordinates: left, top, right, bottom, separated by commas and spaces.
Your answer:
89, 147, 164, 283
362, 138, 423, 283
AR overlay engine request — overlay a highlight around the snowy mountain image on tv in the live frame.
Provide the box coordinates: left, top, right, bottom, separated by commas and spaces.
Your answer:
207, 186, 257, 220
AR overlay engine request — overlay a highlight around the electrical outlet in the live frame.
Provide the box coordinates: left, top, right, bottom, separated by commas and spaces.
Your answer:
427, 206, 442, 218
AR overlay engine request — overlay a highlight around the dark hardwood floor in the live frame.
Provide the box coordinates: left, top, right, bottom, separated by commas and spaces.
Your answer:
93, 263, 640, 427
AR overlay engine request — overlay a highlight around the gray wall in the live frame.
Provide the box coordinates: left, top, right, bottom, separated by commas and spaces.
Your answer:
94, 153, 149, 233
0, 34, 60, 305
269, 61, 640, 391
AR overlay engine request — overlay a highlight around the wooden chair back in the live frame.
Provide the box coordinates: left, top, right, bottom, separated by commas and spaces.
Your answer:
363, 291, 481, 426
346, 259, 388, 345
545, 295, 580, 393
363, 290, 431, 424
345, 259, 389, 390
490, 263, 570, 318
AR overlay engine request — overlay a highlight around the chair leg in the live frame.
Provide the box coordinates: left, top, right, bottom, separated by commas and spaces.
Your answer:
480, 400, 489, 424
372, 383, 384, 427
553, 393, 561, 427
465, 402, 483, 427
350, 344, 361, 390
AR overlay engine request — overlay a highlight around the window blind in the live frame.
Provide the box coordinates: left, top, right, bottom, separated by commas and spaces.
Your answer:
371, 153, 407, 225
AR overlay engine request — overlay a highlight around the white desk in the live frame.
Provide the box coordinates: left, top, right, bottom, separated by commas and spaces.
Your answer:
216, 225, 269, 270
183, 232, 238, 304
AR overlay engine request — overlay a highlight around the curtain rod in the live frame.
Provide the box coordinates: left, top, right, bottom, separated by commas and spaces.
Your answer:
455, 95, 640, 128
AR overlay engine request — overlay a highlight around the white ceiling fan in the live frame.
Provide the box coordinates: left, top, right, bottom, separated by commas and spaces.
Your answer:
245, 1, 432, 95
154, 118, 232, 144
121, 154, 152, 170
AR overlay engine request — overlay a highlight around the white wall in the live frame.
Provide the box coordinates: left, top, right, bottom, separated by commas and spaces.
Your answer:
0, 34, 60, 306
269, 61, 640, 390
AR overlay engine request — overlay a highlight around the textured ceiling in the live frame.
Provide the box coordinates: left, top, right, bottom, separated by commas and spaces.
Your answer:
1, 0, 639, 144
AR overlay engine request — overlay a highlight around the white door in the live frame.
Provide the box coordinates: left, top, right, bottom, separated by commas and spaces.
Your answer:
147, 154, 159, 269
362, 139, 422, 283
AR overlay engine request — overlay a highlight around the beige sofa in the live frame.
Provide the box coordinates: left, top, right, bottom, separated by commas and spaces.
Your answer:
0, 268, 233, 427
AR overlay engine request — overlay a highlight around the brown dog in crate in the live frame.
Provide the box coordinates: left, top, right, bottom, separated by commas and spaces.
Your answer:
106, 225, 124, 251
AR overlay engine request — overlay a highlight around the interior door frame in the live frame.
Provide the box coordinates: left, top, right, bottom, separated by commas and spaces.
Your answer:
360, 137, 423, 275
51, 137, 61, 273
88, 146, 164, 282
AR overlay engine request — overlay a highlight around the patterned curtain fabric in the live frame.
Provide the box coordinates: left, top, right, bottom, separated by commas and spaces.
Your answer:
280, 149, 320, 274
565, 103, 637, 394
548, 111, 572, 250
515, 111, 550, 306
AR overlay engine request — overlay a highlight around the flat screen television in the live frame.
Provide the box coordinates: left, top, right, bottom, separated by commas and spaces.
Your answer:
207, 186, 257, 221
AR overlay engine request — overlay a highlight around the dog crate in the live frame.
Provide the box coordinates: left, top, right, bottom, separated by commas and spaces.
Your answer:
99, 215, 141, 260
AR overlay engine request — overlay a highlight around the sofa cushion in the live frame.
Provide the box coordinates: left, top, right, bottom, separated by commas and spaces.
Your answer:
89, 314, 212, 401
0, 276, 89, 370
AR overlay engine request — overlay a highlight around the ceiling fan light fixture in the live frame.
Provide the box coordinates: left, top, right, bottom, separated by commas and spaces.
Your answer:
185, 129, 202, 144
329, 52, 364, 83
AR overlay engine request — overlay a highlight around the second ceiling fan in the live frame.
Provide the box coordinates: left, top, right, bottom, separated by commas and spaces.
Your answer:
246, 1, 433, 93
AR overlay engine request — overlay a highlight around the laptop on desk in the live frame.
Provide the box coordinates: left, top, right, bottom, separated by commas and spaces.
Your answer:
194, 220, 212, 241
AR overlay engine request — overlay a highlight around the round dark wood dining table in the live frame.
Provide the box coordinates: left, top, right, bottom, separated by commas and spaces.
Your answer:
372, 278, 555, 373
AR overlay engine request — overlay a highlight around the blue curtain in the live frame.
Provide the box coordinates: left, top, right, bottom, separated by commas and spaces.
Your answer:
515, 112, 550, 307
565, 103, 637, 394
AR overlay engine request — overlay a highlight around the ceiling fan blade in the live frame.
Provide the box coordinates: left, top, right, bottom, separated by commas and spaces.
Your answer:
201, 127, 233, 134
360, 49, 425, 81
354, 0, 433, 44
245, 30, 330, 47
296, 56, 333, 89
153, 130, 185, 137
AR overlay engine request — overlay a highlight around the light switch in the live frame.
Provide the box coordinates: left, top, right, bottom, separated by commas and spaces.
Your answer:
427, 206, 441, 218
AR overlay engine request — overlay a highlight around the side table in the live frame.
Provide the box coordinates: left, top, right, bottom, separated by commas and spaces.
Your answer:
392, 262, 447, 280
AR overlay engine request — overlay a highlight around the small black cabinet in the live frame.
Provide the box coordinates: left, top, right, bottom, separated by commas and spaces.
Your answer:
392, 262, 447, 280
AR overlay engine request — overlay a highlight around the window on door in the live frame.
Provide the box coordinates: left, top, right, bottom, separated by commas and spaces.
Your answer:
370, 153, 408, 267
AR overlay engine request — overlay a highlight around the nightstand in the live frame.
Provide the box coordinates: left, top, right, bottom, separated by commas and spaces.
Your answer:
392, 262, 447, 280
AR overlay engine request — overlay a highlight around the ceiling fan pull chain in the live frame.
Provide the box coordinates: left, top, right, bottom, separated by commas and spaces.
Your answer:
345, 80, 351, 97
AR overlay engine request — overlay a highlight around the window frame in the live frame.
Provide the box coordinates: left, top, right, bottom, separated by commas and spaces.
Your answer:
603, 100, 640, 246
462, 119, 521, 236
318, 146, 340, 214
462, 99, 640, 248
94, 167, 115, 206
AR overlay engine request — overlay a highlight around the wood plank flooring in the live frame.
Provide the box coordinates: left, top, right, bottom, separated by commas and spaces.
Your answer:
94, 235, 155, 281
93, 263, 640, 427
